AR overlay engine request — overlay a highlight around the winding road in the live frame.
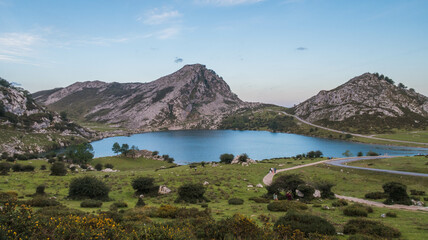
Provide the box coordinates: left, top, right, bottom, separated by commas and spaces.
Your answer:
262, 156, 428, 212
282, 112, 428, 146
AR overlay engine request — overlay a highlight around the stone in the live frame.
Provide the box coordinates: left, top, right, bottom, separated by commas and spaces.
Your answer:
231, 155, 257, 164
158, 185, 171, 195
380, 214, 386, 218
247, 184, 253, 188
296, 189, 304, 198
256, 183, 263, 188
313, 190, 321, 198
102, 168, 118, 173
322, 205, 330, 210
203, 181, 209, 185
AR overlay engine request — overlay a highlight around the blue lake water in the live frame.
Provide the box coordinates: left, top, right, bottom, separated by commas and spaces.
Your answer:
91, 130, 428, 164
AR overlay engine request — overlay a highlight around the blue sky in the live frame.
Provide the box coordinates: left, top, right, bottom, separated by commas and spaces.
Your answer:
0, 0, 427, 106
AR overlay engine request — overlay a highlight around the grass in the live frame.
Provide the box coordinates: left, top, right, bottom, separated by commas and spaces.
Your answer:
374, 130, 428, 144
347, 156, 428, 174
1, 156, 428, 239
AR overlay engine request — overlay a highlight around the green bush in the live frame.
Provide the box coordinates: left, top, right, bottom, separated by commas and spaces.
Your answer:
274, 211, 336, 236
80, 199, 103, 208
383, 182, 412, 205
68, 176, 110, 200
40, 165, 46, 170
267, 200, 308, 212
410, 189, 425, 196
249, 197, 270, 203
228, 198, 244, 205
156, 204, 178, 218
11, 164, 22, 172
366, 151, 379, 156
219, 153, 234, 164
343, 204, 368, 217
266, 174, 304, 198
175, 183, 208, 204
332, 199, 348, 207
364, 191, 388, 199
95, 163, 103, 171
50, 162, 67, 176
343, 218, 401, 238
297, 184, 315, 201
36, 185, 45, 195
316, 181, 335, 199
0, 162, 11, 175
27, 196, 60, 207
111, 201, 128, 208
135, 198, 146, 207
105, 163, 114, 169
21, 165, 35, 172
132, 177, 156, 194
348, 234, 378, 240
386, 212, 397, 218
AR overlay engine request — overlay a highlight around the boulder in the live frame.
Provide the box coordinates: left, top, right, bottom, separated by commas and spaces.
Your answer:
247, 184, 254, 188
256, 183, 263, 188
203, 181, 209, 186
313, 190, 321, 198
231, 155, 256, 164
158, 185, 171, 195
296, 189, 304, 198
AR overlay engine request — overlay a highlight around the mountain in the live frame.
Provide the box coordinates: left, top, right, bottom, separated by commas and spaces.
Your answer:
292, 73, 428, 133
0, 79, 95, 154
33, 64, 258, 130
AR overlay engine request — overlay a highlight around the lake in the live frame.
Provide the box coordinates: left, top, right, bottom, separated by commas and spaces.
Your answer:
91, 130, 428, 164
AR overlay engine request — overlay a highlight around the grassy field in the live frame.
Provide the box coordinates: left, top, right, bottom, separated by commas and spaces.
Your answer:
374, 130, 428, 144
347, 155, 428, 174
1, 156, 428, 239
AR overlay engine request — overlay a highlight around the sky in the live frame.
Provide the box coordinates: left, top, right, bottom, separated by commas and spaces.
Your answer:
0, 0, 427, 107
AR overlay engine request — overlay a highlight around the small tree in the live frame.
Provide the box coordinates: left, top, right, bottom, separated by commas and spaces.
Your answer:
316, 181, 335, 199
132, 177, 155, 194
357, 151, 363, 157
366, 151, 379, 156
95, 163, 103, 171
65, 143, 94, 164
112, 142, 121, 155
220, 153, 234, 164
383, 182, 411, 205
342, 150, 353, 157
267, 174, 304, 198
68, 176, 110, 200
120, 144, 130, 156
50, 162, 67, 176
175, 183, 208, 203
0, 162, 11, 175
238, 153, 248, 162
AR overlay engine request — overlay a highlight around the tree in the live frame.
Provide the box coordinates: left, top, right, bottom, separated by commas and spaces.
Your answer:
398, 83, 407, 89
120, 144, 130, 156
65, 143, 94, 164
220, 153, 234, 164
342, 150, 353, 157
112, 142, 121, 155
357, 151, 363, 157
68, 176, 110, 200
60, 111, 68, 121
383, 182, 411, 205
175, 183, 208, 203
50, 162, 67, 176
132, 177, 156, 194
266, 174, 305, 198
238, 153, 248, 162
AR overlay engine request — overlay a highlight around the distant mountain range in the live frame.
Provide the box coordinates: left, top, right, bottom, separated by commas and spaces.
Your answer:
291, 73, 428, 132
33, 64, 259, 131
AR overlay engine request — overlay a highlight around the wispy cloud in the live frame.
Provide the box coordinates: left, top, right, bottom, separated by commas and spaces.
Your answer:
296, 47, 307, 51
156, 27, 181, 39
195, 0, 265, 6
139, 9, 181, 25
0, 32, 42, 64
174, 57, 183, 63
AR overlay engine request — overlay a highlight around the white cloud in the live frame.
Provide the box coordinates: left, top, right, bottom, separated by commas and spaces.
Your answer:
139, 9, 181, 25
0, 32, 42, 64
195, 0, 265, 6
157, 27, 181, 39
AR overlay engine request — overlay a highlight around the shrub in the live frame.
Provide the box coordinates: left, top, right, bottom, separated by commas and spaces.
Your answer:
132, 177, 156, 194
296, 184, 315, 201
95, 163, 103, 171
249, 197, 270, 203
364, 191, 388, 199
152, 151, 159, 156
219, 153, 234, 164
50, 162, 67, 176
40, 165, 46, 170
316, 181, 335, 199
410, 189, 425, 196
135, 198, 146, 207
238, 153, 248, 162
175, 183, 208, 204
21, 165, 35, 172
11, 164, 22, 172
343, 204, 368, 217
6, 156, 14, 162
366, 151, 379, 156
386, 212, 397, 217
111, 201, 128, 208
68, 176, 110, 200
228, 198, 244, 205
27, 196, 60, 207
332, 199, 348, 207
383, 182, 411, 205
105, 163, 114, 169
156, 204, 178, 218
348, 234, 378, 240
36, 185, 45, 195
266, 174, 304, 198
0, 191, 18, 203
80, 199, 103, 208
343, 218, 401, 238
274, 211, 336, 236
267, 200, 308, 212
0, 162, 11, 175
201, 203, 208, 208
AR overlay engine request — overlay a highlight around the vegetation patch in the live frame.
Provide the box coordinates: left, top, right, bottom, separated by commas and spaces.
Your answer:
343, 218, 401, 238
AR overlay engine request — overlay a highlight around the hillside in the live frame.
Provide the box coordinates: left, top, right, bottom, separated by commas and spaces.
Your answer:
0, 78, 95, 154
33, 64, 259, 131
292, 73, 428, 133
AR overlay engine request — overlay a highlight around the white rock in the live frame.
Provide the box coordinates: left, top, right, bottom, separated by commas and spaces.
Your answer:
256, 184, 263, 188
158, 185, 171, 195
247, 184, 253, 188
296, 189, 304, 198
313, 190, 321, 198
203, 181, 209, 185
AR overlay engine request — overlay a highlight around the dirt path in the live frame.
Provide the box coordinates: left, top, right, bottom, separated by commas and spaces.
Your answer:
282, 112, 428, 146
263, 157, 428, 212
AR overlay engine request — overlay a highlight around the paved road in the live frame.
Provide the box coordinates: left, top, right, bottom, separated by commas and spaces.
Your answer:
263, 156, 428, 212
326, 156, 428, 177
282, 112, 428, 146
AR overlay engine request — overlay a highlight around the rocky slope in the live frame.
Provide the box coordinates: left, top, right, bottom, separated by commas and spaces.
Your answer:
293, 73, 428, 132
0, 78, 95, 154
33, 64, 258, 130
